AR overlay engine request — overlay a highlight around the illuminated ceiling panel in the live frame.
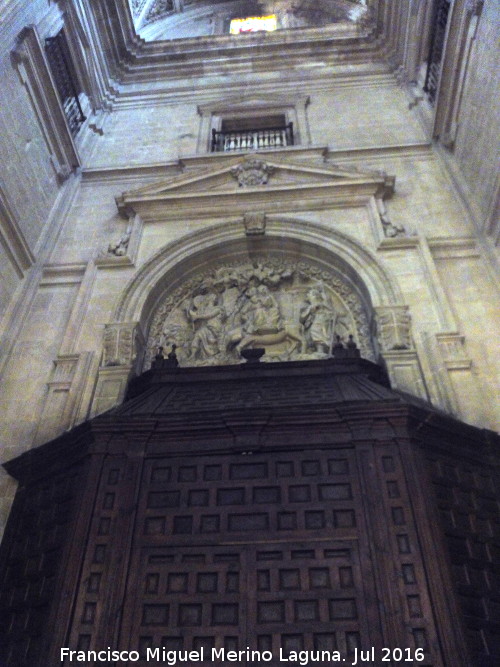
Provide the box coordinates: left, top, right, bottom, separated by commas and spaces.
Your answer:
229, 15, 278, 35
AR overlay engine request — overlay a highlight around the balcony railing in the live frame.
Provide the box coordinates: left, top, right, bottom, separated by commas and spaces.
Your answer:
211, 123, 294, 152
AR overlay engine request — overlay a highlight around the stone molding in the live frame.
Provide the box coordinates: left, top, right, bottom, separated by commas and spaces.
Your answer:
112, 218, 404, 326
0, 187, 35, 278
381, 349, 429, 401
90, 366, 134, 418
114, 152, 395, 221
432, 0, 484, 150
436, 332, 472, 371
11, 25, 80, 182
34, 351, 95, 445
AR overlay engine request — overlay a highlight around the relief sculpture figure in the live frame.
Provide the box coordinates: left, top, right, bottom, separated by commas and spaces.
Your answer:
241, 286, 282, 335
186, 293, 226, 361
151, 261, 370, 366
229, 285, 302, 356
300, 283, 335, 355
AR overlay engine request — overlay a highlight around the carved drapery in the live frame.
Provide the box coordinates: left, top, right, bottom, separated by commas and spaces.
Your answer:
146, 256, 374, 368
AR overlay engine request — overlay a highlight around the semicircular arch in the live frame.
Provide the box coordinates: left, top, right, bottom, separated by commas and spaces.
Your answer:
114, 218, 403, 331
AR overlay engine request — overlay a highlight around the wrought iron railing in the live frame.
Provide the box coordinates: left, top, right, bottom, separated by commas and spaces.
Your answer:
211, 123, 294, 152
424, 0, 451, 105
45, 31, 86, 137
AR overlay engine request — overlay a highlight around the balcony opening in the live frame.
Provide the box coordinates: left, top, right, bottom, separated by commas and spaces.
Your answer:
423, 0, 451, 105
211, 114, 294, 152
45, 30, 86, 137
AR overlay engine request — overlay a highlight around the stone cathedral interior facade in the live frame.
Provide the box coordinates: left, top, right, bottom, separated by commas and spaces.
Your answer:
0, 1, 499, 666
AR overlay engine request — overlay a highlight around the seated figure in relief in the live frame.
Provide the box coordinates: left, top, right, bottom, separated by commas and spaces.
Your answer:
241, 285, 283, 335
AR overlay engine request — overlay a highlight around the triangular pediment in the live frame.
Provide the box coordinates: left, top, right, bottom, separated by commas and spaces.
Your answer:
116, 152, 394, 219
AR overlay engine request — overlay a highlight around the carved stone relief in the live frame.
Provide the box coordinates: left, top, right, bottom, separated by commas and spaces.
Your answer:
146, 257, 374, 368
102, 322, 144, 368
375, 306, 412, 352
243, 212, 266, 236
230, 159, 275, 187
376, 198, 406, 238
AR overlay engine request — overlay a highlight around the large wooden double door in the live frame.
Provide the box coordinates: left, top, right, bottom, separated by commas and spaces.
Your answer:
66, 446, 438, 665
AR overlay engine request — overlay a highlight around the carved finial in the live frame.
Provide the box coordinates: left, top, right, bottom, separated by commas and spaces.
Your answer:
346, 334, 360, 358
151, 346, 165, 369
107, 226, 131, 256
165, 343, 179, 367
332, 335, 346, 359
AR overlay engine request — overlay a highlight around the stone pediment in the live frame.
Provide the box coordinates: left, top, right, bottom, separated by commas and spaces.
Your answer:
115, 153, 395, 220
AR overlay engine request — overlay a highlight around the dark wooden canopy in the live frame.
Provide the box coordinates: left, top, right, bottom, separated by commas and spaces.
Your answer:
1, 357, 498, 666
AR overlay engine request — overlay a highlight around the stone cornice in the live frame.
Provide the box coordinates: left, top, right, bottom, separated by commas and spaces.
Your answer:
113, 151, 395, 221
81, 143, 431, 184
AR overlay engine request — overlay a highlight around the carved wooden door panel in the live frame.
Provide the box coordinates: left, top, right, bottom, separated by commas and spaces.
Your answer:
119, 449, 384, 665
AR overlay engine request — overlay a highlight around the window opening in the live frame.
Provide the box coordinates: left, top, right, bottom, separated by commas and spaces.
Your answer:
423, 0, 451, 105
45, 30, 86, 137
212, 115, 294, 152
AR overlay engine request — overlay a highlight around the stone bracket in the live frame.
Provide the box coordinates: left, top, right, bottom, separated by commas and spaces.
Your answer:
95, 214, 143, 268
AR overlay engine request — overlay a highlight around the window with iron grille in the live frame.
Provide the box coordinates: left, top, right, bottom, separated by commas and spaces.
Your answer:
424, 0, 451, 105
45, 30, 86, 137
